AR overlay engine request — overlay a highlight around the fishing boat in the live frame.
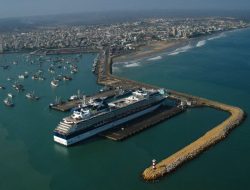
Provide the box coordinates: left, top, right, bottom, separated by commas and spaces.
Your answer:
26, 91, 40, 100
0, 85, 5, 90
18, 74, 25, 79
3, 97, 14, 107
7, 93, 14, 98
12, 82, 24, 92
51, 79, 59, 87
63, 76, 72, 81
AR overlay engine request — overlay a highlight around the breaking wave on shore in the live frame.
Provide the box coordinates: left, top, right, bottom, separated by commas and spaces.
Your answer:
168, 44, 193, 56
124, 62, 141, 67
196, 40, 206, 47
208, 33, 226, 41
147, 56, 162, 61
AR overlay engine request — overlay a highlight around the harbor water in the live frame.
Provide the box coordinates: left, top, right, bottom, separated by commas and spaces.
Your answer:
0, 28, 250, 190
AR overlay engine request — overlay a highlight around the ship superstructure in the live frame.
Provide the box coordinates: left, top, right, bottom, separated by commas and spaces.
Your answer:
54, 89, 167, 146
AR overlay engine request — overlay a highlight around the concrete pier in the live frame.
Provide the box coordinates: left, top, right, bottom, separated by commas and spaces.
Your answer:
142, 93, 245, 181
101, 106, 185, 141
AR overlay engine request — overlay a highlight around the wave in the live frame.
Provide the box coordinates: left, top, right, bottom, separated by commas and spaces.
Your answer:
208, 33, 226, 41
196, 40, 206, 47
168, 44, 193, 56
147, 56, 162, 61
124, 62, 140, 68
112, 66, 120, 72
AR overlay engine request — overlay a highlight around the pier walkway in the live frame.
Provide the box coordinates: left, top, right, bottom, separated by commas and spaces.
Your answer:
101, 106, 185, 141
142, 94, 245, 181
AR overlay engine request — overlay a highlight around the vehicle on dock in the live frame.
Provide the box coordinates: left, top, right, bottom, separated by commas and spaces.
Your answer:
49, 96, 64, 108
68, 90, 83, 101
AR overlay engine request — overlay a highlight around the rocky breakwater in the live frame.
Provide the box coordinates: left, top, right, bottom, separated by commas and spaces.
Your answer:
142, 91, 246, 181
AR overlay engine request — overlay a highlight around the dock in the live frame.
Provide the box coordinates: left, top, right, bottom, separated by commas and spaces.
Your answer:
100, 106, 185, 141
51, 89, 117, 112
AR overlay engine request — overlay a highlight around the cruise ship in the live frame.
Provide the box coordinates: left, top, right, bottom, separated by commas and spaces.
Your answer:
53, 89, 167, 146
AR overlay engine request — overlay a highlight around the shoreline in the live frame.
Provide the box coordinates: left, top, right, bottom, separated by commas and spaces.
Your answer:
113, 39, 187, 63
113, 28, 250, 64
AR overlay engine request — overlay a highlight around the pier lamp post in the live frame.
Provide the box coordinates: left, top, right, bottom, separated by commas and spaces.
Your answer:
152, 159, 156, 170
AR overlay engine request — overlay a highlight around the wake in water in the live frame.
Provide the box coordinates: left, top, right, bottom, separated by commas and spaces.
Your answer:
147, 56, 162, 61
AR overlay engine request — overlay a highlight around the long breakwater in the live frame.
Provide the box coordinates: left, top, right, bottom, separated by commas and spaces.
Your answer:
95, 48, 246, 181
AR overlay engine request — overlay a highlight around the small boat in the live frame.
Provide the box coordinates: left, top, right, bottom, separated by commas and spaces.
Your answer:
38, 76, 45, 81
18, 72, 29, 79
71, 68, 78, 74
32, 75, 39, 80
2, 65, 10, 70
12, 83, 24, 92
55, 75, 63, 81
63, 76, 72, 81
26, 91, 40, 101
7, 93, 14, 98
48, 67, 55, 73
51, 79, 59, 87
18, 74, 25, 79
0, 85, 5, 90
3, 97, 14, 107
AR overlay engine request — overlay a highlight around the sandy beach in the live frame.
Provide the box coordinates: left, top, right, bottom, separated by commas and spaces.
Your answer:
113, 39, 187, 63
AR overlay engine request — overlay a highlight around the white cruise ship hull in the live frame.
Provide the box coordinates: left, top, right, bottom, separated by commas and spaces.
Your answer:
54, 102, 162, 146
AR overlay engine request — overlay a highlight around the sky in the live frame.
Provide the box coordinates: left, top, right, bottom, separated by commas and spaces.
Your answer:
0, 0, 249, 18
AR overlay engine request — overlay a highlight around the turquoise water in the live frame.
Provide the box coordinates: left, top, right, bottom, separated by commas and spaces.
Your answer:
0, 28, 250, 190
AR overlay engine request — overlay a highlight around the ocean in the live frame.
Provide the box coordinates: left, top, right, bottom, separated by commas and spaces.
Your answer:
0, 28, 250, 190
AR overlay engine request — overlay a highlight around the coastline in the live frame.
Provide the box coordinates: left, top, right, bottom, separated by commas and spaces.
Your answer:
113, 28, 250, 64
113, 39, 187, 63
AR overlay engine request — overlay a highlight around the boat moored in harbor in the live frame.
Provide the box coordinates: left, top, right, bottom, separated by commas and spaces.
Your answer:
3, 97, 14, 107
26, 91, 40, 101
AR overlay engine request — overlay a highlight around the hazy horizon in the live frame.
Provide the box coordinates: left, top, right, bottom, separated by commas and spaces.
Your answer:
0, 0, 250, 19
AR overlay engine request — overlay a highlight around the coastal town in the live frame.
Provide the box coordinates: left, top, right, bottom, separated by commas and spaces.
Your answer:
0, 15, 247, 182
0, 17, 248, 55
